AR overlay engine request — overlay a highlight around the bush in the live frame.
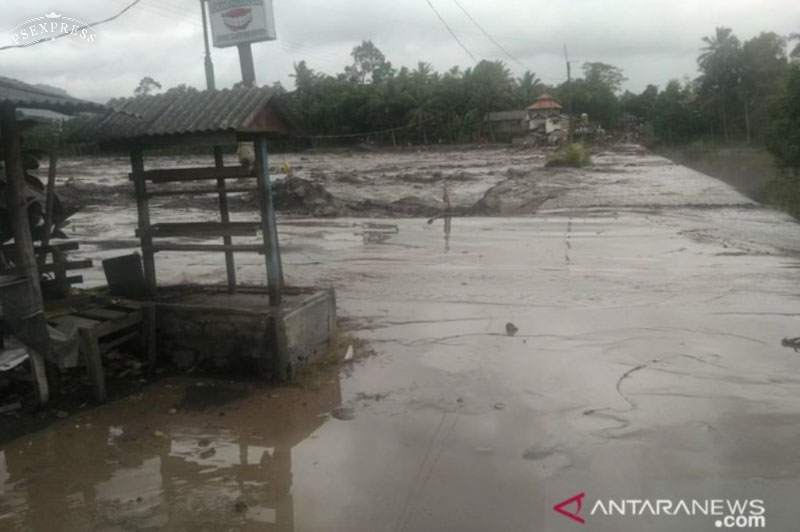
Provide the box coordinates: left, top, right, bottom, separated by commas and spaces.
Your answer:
546, 143, 592, 168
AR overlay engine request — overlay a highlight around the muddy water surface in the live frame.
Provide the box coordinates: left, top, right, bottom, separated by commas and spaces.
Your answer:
2, 147, 800, 531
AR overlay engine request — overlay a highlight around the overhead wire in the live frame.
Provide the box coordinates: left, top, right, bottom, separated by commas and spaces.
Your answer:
422, 0, 478, 64
0, 0, 143, 51
450, 0, 528, 70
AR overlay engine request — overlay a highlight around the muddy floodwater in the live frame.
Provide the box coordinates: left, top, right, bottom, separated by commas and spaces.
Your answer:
2, 145, 800, 531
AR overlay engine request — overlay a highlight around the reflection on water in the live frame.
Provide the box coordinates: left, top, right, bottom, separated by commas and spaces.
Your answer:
0, 374, 342, 531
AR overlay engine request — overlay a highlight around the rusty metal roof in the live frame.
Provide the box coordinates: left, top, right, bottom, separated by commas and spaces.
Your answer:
80, 86, 288, 143
527, 94, 562, 111
0, 76, 107, 114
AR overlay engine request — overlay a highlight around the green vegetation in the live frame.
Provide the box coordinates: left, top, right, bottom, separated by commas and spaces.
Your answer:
546, 143, 592, 168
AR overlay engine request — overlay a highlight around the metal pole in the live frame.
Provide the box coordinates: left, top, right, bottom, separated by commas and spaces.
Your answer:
238, 43, 257, 87
200, 0, 216, 90
564, 44, 574, 144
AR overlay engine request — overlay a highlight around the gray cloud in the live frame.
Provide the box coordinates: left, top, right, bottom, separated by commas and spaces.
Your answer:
2, 0, 798, 102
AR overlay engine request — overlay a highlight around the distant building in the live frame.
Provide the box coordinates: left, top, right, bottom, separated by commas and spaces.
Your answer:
486, 94, 569, 145
527, 94, 567, 136
486, 110, 528, 141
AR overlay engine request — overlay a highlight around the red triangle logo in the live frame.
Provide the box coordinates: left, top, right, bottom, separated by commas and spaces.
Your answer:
553, 492, 586, 524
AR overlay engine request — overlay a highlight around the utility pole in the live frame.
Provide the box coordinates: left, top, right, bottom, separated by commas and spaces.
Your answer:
564, 44, 574, 144
200, 0, 216, 90
237, 43, 257, 87
200, 0, 258, 88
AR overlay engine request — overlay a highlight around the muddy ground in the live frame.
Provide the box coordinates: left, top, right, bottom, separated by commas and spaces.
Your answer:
2, 144, 800, 531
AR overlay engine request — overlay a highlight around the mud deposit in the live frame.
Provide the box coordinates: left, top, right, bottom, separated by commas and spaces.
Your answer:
3, 145, 800, 531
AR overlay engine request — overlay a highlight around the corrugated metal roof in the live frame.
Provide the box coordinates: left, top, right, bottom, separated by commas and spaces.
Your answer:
0, 76, 107, 114
81, 86, 284, 142
527, 94, 562, 111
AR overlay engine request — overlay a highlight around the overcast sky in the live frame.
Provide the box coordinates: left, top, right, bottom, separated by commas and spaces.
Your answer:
2, 0, 798, 102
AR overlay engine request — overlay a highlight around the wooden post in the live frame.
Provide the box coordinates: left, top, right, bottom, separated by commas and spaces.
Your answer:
130, 146, 156, 295
214, 147, 237, 292
38, 150, 57, 268
0, 103, 50, 405
0, 105, 43, 309
255, 136, 283, 306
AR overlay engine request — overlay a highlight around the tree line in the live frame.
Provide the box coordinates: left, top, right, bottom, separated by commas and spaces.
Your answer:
276, 29, 799, 170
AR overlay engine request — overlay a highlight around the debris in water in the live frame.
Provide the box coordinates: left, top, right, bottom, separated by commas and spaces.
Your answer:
506, 323, 519, 337
199, 448, 216, 459
55, 410, 69, 419
344, 345, 355, 362
493, 402, 506, 410
782, 337, 800, 352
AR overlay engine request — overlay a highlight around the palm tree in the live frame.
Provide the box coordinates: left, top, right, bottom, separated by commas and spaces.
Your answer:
790, 33, 800, 59
517, 71, 542, 106
698, 27, 742, 141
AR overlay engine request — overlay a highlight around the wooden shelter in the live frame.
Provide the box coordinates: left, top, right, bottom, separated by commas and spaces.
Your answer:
83, 86, 290, 300
0, 77, 109, 404
81, 87, 335, 381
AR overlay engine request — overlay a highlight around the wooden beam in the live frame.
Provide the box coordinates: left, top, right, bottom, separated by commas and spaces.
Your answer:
140, 222, 259, 238
215, 146, 237, 293
130, 147, 156, 295
1, 104, 51, 402
38, 150, 58, 268
146, 186, 253, 198
41, 275, 83, 290
131, 165, 254, 183
152, 243, 266, 253
3, 259, 92, 275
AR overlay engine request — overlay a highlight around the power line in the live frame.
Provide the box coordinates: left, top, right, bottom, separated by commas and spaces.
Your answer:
0, 0, 143, 51
450, 0, 527, 70
422, 0, 477, 64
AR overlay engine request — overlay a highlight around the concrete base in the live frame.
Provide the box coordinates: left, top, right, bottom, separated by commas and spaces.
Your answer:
152, 285, 336, 379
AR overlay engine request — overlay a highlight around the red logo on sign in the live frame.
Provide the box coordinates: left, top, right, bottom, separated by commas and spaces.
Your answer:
553, 492, 586, 525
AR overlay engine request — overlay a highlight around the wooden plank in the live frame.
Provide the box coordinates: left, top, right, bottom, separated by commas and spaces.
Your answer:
94, 311, 143, 338
1, 241, 78, 258
28, 347, 49, 406
41, 275, 83, 290
49, 315, 102, 330
76, 308, 128, 321
39, 259, 92, 274
215, 146, 237, 293
78, 328, 106, 403
140, 222, 259, 238
99, 331, 140, 355
38, 150, 58, 269
147, 187, 253, 198
131, 165, 254, 183
152, 243, 266, 253
131, 147, 156, 295
143, 303, 157, 369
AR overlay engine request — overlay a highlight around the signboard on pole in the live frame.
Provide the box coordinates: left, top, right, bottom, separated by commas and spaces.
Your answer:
208, 0, 276, 48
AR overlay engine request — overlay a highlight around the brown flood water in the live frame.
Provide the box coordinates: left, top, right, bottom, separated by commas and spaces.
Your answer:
3, 147, 800, 531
